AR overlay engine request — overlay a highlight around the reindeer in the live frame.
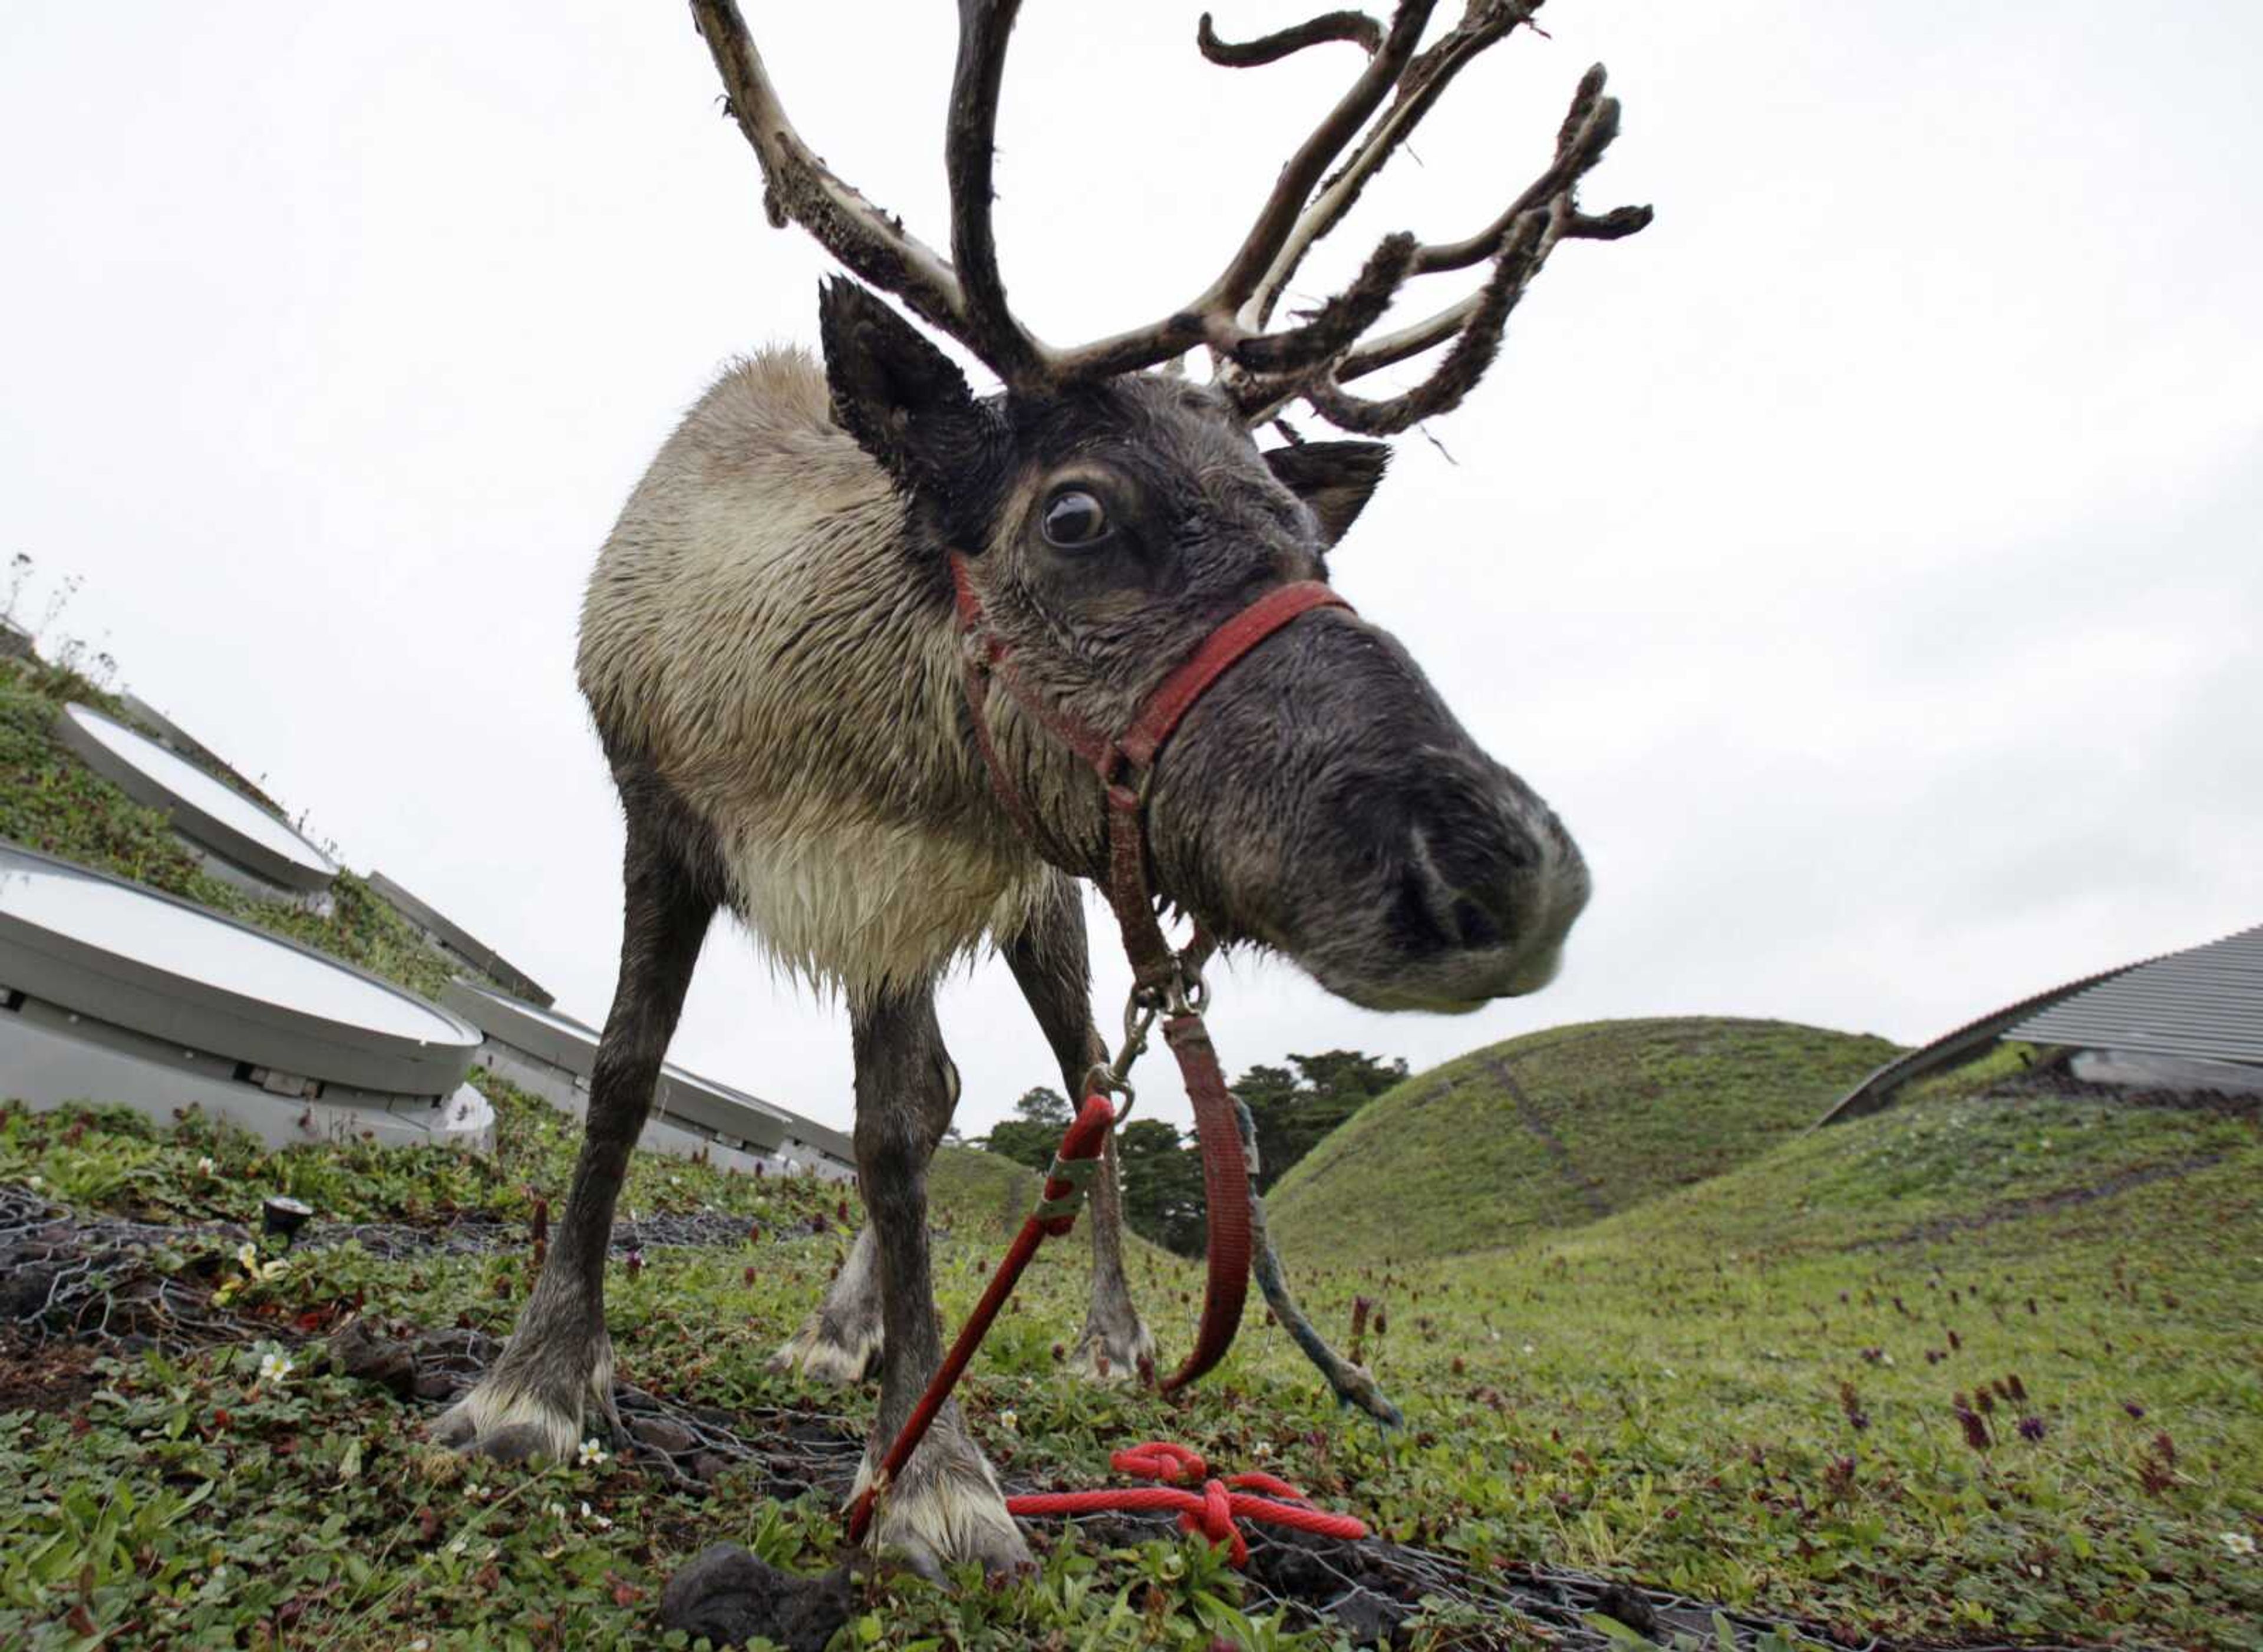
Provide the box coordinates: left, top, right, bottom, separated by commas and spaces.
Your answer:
435, 0, 1647, 1576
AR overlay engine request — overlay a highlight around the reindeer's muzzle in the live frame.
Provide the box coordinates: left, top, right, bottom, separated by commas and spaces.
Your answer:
1146, 606, 1591, 1016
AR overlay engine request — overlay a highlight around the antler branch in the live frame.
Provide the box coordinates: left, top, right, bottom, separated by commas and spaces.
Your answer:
1047, 1, 1439, 382
1241, 0, 1540, 332
1196, 9, 1385, 67
946, 0, 1044, 384
690, 0, 1648, 431
1302, 209, 1548, 433
690, 0, 971, 345
1236, 61, 1651, 431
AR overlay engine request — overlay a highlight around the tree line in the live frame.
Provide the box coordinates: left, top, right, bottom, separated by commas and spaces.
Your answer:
971, 1050, 1407, 1257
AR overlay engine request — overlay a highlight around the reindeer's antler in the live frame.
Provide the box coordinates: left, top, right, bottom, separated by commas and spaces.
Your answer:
688, 0, 1650, 432
690, 0, 1040, 384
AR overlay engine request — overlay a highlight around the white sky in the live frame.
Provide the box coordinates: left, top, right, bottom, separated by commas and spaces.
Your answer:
4, 2, 2258, 1142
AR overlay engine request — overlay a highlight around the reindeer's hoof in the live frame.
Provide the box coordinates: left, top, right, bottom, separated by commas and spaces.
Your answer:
853, 1437, 1031, 1581
1071, 1315, 1157, 1386
430, 1372, 599, 1466
770, 1315, 882, 1386
659, 1544, 852, 1652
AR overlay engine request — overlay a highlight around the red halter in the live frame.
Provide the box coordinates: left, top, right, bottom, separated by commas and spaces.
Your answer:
946, 550, 1351, 1391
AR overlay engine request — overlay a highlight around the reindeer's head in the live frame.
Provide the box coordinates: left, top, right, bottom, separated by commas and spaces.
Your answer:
695, 0, 1649, 1013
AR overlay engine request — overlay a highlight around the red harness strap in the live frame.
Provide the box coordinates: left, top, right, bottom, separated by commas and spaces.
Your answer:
947, 553, 1351, 1393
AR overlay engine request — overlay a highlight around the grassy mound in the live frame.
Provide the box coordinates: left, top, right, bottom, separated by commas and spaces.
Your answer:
929, 1143, 1037, 1241
1268, 1017, 1899, 1264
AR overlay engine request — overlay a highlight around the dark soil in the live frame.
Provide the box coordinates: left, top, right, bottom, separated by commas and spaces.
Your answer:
0, 1333, 101, 1414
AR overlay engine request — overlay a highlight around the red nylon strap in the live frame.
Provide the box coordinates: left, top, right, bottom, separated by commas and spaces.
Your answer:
945, 552, 1352, 1397
1154, 1011, 1250, 1393
1116, 581, 1348, 770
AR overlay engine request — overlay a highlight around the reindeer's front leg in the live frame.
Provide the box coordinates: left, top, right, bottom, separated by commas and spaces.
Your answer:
1004, 876, 1156, 1384
435, 803, 714, 1462
847, 984, 1030, 1577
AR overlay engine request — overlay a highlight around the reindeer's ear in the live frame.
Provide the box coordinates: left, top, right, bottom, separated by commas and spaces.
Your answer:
1264, 440, 1391, 547
818, 278, 993, 500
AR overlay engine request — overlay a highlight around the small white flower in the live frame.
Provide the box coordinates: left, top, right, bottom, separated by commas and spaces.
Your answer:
580, 1500, 613, 1531
236, 1242, 260, 1271
25, 1175, 42, 1191
258, 1353, 294, 1385
197, 1156, 217, 1176
578, 1437, 609, 1468
1522, 1343, 1536, 1356
2223, 1531, 2258, 1558
545, 1501, 568, 1520
997, 1409, 1018, 1434
1251, 1441, 1273, 1458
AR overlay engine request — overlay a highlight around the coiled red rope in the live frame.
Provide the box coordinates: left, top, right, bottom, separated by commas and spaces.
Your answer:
845, 1096, 1368, 1567
1007, 1441, 1367, 1567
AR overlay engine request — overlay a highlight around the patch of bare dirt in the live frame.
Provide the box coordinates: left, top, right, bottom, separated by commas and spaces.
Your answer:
0, 1331, 101, 1413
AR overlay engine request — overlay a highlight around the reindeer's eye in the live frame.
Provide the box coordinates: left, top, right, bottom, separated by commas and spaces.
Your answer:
1040, 489, 1110, 548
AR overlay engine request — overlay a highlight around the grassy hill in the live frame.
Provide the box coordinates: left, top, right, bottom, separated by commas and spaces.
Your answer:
1271, 1061, 2263, 1646
929, 1141, 1038, 1240
1269, 1017, 1899, 1265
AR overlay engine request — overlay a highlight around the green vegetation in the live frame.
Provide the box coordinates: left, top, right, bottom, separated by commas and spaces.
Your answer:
972, 1085, 1078, 1175
979, 1051, 1406, 1258
1236, 1051, 1407, 1195
1269, 1017, 1898, 1266
3, 1037, 2257, 1647
0, 653, 482, 1001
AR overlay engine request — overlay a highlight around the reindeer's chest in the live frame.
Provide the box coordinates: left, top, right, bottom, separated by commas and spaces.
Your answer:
714, 806, 1048, 995
639, 628, 1050, 994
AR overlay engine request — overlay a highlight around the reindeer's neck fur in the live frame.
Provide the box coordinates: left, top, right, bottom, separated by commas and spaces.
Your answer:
576, 348, 1054, 998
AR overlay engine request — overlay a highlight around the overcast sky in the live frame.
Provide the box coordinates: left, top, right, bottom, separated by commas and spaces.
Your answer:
3, 2, 2257, 1141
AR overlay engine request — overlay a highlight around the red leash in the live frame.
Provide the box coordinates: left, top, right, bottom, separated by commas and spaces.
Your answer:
845, 1096, 1367, 1564
846, 559, 1370, 1557
1008, 1441, 1367, 1567
846, 1093, 1117, 1545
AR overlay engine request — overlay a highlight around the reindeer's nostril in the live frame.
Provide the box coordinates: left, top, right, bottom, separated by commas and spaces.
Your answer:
1449, 895, 1502, 951
1393, 863, 1451, 953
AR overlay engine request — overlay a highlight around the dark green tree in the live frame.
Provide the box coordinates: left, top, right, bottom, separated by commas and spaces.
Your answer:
974, 1085, 1071, 1172
1235, 1049, 1406, 1192
1116, 1117, 1207, 1257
